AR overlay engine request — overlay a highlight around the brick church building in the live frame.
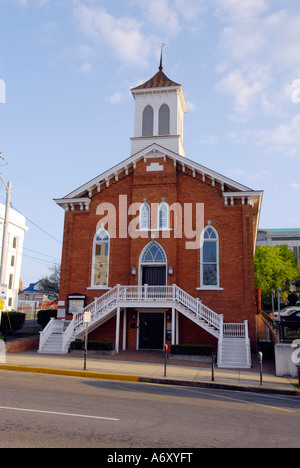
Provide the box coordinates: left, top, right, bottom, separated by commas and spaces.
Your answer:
39, 57, 263, 368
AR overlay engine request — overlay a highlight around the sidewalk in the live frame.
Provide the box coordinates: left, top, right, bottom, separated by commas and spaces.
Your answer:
0, 350, 298, 396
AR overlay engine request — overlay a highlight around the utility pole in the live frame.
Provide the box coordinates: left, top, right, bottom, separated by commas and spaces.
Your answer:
0, 178, 12, 327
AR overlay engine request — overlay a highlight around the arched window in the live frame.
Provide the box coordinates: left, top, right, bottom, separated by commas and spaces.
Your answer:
142, 105, 154, 136
141, 241, 167, 264
158, 201, 169, 229
91, 227, 110, 287
139, 202, 150, 230
159, 104, 170, 135
200, 225, 219, 287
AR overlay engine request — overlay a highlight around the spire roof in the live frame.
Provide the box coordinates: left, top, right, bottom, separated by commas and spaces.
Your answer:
131, 53, 180, 91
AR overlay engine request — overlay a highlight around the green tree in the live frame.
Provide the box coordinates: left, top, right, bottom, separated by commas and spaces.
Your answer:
254, 244, 299, 301
41, 263, 60, 301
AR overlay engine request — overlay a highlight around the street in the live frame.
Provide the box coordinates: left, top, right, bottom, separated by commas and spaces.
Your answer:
0, 370, 299, 449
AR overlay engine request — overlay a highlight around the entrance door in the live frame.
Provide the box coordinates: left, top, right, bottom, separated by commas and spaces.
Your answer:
139, 313, 164, 350
142, 266, 166, 286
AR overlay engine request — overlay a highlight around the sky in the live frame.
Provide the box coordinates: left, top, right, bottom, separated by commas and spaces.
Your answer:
0, 0, 300, 288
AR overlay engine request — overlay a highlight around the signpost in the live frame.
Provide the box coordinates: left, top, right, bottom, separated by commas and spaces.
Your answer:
0, 283, 7, 330
83, 311, 91, 370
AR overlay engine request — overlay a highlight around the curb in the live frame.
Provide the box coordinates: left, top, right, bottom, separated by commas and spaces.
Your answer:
0, 364, 139, 383
0, 364, 298, 396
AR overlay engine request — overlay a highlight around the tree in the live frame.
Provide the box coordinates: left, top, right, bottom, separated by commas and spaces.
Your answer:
41, 263, 60, 301
254, 244, 299, 301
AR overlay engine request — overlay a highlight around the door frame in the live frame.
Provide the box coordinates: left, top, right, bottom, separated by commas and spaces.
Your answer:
136, 310, 166, 350
138, 241, 168, 286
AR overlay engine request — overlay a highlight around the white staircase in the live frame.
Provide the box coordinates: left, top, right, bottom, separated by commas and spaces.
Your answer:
218, 338, 251, 368
38, 284, 252, 368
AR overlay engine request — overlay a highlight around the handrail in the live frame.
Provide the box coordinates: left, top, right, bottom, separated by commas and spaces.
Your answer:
68, 284, 247, 343
71, 284, 223, 333
62, 320, 75, 352
38, 317, 56, 351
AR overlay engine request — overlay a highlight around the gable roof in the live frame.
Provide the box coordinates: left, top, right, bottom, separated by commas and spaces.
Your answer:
54, 143, 263, 204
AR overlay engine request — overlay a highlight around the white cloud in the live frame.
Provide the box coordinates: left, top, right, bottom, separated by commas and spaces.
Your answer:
213, 0, 268, 21
255, 114, 300, 157
134, 0, 181, 38
73, 4, 155, 68
200, 134, 218, 145
287, 183, 300, 190
77, 62, 92, 74
108, 92, 126, 104
228, 115, 300, 157
215, 64, 271, 117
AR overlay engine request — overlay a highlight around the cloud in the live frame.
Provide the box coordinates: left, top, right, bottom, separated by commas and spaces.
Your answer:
287, 183, 300, 190
73, 4, 155, 68
200, 134, 218, 145
213, 0, 268, 21
254, 114, 300, 157
227, 115, 300, 157
215, 64, 271, 117
77, 62, 92, 74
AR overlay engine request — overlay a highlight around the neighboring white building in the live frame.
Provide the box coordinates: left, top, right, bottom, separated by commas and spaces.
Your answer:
0, 203, 28, 310
257, 228, 300, 268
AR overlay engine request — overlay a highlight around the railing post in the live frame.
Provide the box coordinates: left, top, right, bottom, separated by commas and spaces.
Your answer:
144, 283, 148, 300
217, 314, 224, 367
172, 284, 176, 301
117, 284, 120, 300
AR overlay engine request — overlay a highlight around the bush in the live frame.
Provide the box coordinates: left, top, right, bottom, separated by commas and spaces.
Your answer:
70, 340, 114, 351
0, 311, 26, 334
171, 344, 213, 356
37, 309, 57, 330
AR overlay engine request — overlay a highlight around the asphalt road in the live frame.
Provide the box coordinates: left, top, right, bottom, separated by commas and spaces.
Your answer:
0, 370, 299, 449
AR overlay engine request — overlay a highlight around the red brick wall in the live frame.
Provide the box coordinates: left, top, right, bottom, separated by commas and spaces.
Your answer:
58, 156, 258, 349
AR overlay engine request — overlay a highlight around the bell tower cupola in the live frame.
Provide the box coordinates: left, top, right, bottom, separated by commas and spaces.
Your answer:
130, 52, 188, 157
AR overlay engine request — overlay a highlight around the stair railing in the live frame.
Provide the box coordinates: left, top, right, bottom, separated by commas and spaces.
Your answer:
38, 317, 56, 352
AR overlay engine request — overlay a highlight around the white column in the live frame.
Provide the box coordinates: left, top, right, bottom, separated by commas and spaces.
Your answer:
115, 307, 120, 353
122, 309, 127, 351
172, 307, 175, 345
175, 310, 179, 344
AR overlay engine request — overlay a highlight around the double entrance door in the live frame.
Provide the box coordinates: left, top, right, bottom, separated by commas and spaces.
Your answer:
139, 265, 166, 350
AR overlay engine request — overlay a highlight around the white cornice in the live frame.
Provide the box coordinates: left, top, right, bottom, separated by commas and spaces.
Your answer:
55, 143, 262, 207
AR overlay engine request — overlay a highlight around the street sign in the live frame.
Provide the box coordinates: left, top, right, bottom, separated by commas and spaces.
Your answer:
84, 311, 91, 323
0, 284, 7, 300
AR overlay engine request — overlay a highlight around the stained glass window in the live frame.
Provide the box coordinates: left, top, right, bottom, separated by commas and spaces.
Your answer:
201, 225, 219, 287
92, 228, 110, 287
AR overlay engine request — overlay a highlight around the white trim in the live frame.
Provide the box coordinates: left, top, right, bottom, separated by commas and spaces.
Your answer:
138, 241, 168, 286
200, 225, 220, 288
139, 201, 150, 230
158, 201, 169, 230
56, 143, 260, 202
90, 227, 110, 288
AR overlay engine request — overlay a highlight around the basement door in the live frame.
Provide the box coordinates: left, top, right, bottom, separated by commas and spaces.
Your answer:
139, 313, 164, 350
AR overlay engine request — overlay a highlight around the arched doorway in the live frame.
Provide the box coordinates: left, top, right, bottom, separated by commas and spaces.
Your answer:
139, 241, 167, 286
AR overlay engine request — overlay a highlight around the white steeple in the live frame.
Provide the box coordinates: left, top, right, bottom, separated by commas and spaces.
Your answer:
130, 53, 188, 157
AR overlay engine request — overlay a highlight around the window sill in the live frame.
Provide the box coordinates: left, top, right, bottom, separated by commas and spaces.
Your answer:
87, 286, 111, 290
196, 287, 224, 291
136, 228, 172, 232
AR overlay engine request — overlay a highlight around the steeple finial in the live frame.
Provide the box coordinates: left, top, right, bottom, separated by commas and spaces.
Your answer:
159, 43, 165, 71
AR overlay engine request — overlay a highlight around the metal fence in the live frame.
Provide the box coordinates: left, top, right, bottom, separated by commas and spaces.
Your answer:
278, 322, 300, 344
